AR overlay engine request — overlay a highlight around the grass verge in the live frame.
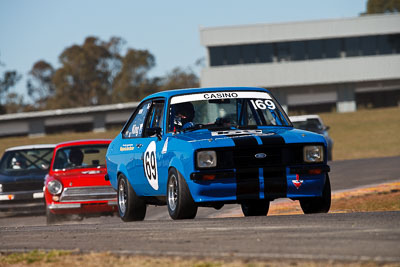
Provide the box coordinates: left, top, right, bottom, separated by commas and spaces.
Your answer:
0, 250, 71, 265
319, 106, 400, 160
1, 251, 400, 267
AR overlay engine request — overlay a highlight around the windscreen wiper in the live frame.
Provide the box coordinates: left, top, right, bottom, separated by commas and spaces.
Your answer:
237, 125, 258, 130
183, 124, 204, 132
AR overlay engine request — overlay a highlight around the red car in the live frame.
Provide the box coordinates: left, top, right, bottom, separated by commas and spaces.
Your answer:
44, 139, 117, 224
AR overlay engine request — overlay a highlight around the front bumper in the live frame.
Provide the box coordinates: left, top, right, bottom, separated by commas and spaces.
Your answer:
47, 185, 117, 214
0, 190, 44, 210
48, 200, 117, 210
48, 200, 117, 214
189, 165, 329, 203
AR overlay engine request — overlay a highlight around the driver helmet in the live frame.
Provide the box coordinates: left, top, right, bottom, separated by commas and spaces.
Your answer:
68, 148, 84, 166
173, 102, 195, 127
11, 156, 24, 169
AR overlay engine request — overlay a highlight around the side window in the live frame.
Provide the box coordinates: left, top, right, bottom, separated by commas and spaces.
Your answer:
144, 101, 165, 137
123, 101, 152, 138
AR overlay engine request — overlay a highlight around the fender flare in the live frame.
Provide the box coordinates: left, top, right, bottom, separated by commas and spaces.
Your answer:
168, 157, 185, 178
115, 164, 129, 189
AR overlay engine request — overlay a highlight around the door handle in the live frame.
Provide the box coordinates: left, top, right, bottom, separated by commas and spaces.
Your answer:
136, 144, 143, 148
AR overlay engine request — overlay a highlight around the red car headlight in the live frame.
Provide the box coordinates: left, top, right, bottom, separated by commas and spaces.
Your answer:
47, 180, 63, 195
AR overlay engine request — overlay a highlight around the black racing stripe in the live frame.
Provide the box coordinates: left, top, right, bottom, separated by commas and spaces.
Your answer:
263, 168, 287, 199
232, 135, 260, 200
259, 133, 287, 199
231, 135, 259, 147
236, 168, 260, 200
259, 133, 285, 145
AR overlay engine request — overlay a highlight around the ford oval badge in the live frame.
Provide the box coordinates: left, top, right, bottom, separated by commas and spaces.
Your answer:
255, 153, 267, 159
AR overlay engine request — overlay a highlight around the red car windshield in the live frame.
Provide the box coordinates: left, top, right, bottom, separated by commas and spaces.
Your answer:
53, 145, 108, 170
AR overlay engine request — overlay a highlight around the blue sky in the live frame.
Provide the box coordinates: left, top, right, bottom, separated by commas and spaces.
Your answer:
0, 0, 367, 97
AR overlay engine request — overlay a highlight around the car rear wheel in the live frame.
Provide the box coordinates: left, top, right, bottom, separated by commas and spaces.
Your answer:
118, 174, 146, 221
241, 200, 270, 216
300, 174, 331, 214
167, 168, 198, 220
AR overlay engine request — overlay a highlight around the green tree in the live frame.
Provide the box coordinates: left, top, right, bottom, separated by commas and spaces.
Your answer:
366, 0, 400, 13
112, 48, 156, 102
3, 92, 25, 113
0, 59, 21, 113
37, 36, 158, 108
159, 67, 199, 91
50, 37, 115, 108
27, 60, 55, 110
26, 36, 200, 109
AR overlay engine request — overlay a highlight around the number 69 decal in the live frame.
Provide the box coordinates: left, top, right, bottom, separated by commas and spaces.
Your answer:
144, 141, 159, 190
250, 99, 276, 110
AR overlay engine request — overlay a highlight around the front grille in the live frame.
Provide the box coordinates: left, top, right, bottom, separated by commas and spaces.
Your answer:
60, 186, 116, 202
2, 181, 44, 192
233, 146, 282, 168
207, 144, 305, 170
214, 145, 304, 170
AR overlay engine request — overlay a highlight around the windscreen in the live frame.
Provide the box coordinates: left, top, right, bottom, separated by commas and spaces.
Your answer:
0, 148, 54, 174
292, 119, 323, 133
168, 91, 291, 132
53, 144, 108, 170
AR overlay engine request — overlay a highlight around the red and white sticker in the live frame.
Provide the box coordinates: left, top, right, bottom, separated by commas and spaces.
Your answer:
292, 174, 303, 189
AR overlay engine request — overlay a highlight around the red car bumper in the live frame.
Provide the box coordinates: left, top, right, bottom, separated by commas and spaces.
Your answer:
47, 200, 117, 215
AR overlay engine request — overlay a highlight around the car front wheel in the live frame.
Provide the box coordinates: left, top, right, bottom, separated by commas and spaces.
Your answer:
300, 174, 331, 214
46, 206, 64, 225
118, 174, 146, 221
167, 168, 198, 220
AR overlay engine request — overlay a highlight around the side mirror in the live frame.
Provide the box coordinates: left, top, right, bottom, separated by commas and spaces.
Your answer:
325, 126, 330, 131
145, 127, 162, 140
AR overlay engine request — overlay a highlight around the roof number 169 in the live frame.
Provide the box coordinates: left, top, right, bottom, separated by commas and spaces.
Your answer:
250, 99, 276, 110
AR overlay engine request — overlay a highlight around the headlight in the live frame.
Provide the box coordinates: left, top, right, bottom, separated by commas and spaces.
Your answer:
197, 151, 217, 168
47, 180, 63, 195
303, 145, 324, 163
0, 184, 2, 193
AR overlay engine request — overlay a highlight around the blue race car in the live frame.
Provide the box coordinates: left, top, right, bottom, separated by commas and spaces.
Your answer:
105, 87, 331, 221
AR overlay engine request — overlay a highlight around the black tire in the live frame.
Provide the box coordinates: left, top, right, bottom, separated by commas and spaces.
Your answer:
46, 206, 63, 225
241, 200, 270, 216
167, 168, 198, 220
300, 174, 331, 214
117, 174, 146, 221
328, 148, 333, 161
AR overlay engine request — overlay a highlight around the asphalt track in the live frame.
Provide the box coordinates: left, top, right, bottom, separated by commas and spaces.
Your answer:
0, 156, 399, 262
329, 156, 400, 191
0, 212, 399, 263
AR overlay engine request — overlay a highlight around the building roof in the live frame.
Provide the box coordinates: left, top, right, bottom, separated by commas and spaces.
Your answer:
200, 13, 400, 46
0, 102, 139, 121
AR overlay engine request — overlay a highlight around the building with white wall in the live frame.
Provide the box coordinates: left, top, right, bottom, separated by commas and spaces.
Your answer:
200, 14, 400, 113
